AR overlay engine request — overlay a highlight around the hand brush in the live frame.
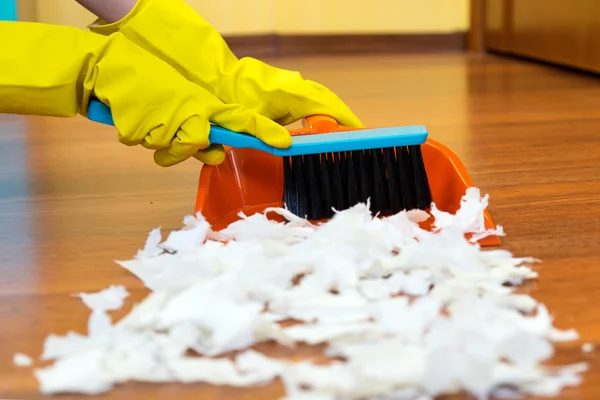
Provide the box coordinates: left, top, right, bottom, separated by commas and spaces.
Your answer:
86, 98, 432, 220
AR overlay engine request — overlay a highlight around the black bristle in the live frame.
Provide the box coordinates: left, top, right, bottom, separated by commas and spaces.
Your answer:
331, 152, 346, 212
397, 146, 416, 210
409, 145, 432, 209
357, 150, 372, 204
291, 155, 307, 218
282, 156, 294, 211
378, 149, 391, 213
283, 141, 432, 220
320, 153, 335, 219
346, 152, 360, 208
370, 149, 387, 215
351, 151, 364, 203
339, 151, 349, 205
384, 147, 403, 214
304, 154, 321, 220
339, 151, 347, 183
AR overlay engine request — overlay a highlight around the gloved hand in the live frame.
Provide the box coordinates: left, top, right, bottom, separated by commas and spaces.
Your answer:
0, 21, 291, 166
87, 0, 363, 128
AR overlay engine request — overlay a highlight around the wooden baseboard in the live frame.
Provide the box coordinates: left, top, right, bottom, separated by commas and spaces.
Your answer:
223, 32, 467, 58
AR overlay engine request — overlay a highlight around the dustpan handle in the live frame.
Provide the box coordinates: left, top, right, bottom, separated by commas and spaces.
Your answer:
303, 115, 340, 131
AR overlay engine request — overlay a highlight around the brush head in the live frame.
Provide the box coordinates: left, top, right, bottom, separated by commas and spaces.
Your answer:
86, 98, 428, 158
272, 125, 428, 156
86, 98, 432, 218
283, 145, 433, 220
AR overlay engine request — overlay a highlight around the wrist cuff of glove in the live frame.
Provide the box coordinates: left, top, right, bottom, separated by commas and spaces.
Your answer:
87, 0, 150, 35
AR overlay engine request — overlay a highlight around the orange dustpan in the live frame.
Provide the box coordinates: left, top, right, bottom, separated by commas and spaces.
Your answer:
83, 99, 498, 245
195, 116, 501, 247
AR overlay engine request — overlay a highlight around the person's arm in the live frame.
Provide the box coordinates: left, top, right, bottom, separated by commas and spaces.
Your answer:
86, 0, 364, 129
0, 21, 291, 167
75, 0, 137, 23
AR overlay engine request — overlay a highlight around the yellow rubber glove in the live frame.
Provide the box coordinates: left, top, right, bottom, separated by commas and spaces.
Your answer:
0, 21, 291, 166
87, 0, 363, 127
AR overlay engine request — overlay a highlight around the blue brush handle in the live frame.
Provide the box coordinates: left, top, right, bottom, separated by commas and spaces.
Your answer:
87, 98, 286, 155
86, 98, 428, 156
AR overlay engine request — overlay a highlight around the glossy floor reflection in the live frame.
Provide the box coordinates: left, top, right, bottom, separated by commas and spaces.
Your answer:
1, 53, 600, 399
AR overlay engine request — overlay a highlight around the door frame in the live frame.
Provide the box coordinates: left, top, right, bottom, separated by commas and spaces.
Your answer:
468, 0, 486, 51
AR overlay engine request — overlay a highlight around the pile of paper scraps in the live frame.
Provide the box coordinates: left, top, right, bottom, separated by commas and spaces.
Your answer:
15, 188, 588, 399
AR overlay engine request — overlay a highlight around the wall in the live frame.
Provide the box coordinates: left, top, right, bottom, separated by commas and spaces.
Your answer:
26, 0, 469, 35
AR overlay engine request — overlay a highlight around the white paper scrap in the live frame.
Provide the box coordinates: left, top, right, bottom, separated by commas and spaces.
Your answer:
24, 187, 584, 400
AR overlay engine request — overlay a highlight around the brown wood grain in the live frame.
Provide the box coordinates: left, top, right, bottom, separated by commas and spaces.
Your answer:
510, 0, 589, 69
582, 1, 600, 72
1, 53, 600, 399
224, 33, 467, 58
484, 0, 600, 74
484, 0, 512, 52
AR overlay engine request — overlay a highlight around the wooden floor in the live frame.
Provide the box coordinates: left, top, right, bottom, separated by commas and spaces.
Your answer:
1, 52, 600, 399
